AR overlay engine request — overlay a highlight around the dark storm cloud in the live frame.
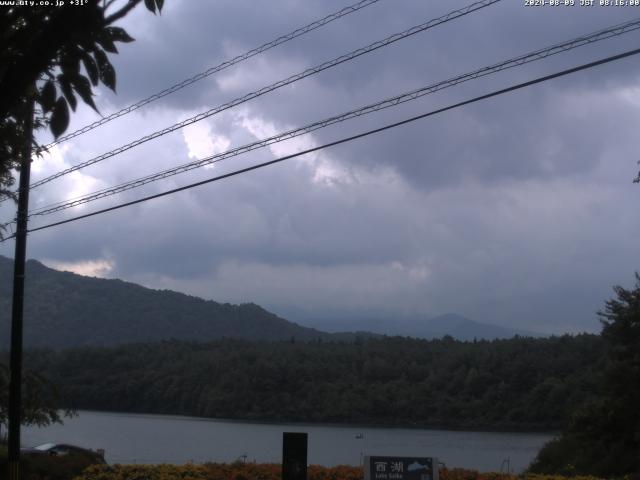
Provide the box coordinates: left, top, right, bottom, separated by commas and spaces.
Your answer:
2, 0, 639, 334
97, 0, 640, 193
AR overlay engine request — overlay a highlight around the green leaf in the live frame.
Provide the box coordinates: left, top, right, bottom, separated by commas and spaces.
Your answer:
72, 75, 98, 113
58, 75, 77, 111
39, 80, 56, 113
144, 0, 157, 13
106, 26, 134, 43
94, 48, 116, 91
101, 61, 116, 92
82, 53, 99, 86
59, 49, 81, 77
93, 47, 108, 72
50, 97, 70, 139
155, 0, 164, 12
97, 33, 118, 54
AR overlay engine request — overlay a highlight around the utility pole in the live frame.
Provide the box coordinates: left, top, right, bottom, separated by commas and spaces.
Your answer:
7, 96, 34, 480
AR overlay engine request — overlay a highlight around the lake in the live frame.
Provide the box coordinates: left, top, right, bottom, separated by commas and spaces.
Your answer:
22, 411, 553, 473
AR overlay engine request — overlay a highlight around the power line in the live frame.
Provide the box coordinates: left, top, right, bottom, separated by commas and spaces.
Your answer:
26, 17, 640, 218
26, 0, 500, 191
43, 0, 383, 149
12, 46, 639, 239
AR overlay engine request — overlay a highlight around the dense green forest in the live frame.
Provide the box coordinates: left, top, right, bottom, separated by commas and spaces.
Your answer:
18, 334, 603, 431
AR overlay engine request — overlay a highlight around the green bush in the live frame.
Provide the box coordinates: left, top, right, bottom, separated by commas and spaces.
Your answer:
0, 451, 100, 480
528, 435, 581, 476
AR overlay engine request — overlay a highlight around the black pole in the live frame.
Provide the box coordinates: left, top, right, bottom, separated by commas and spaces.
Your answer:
7, 98, 34, 480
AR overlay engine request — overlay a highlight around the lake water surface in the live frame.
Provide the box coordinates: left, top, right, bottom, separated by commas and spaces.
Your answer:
22, 411, 553, 473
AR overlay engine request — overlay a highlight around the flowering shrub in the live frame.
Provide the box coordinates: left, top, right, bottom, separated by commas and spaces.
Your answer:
72, 464, 613, 480
74, 463, 212, 480
440, 470, 605, 480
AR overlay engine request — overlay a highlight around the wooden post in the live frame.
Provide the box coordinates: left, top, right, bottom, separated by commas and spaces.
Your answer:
7, 96, 34, 480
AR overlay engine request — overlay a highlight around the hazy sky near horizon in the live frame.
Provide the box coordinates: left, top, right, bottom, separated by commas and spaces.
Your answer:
2, 0, 640, 334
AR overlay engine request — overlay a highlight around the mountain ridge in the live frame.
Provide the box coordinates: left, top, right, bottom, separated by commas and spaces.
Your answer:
0, 255, 333, 349
283, 310, 543, 340
1, 255, 543, 349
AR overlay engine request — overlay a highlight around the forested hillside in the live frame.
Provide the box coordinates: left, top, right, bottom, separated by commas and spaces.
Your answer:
23, 334, 604, 431
0, 256, 330, 348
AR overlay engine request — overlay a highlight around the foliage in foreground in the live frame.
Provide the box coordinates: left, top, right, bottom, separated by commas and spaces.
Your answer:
529, 274, 640, 477
71, 464, 610, 480
0, 362, 75, 435
0, 0, 164, 198
0, 450, 98, 480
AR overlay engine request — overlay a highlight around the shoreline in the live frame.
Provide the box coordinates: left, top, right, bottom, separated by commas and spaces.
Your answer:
71, 409, 560, 435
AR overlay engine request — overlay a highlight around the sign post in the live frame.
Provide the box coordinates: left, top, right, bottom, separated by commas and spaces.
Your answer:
7, 95, 35, 480
364, 456, 439, 480
282, 432, 308, 480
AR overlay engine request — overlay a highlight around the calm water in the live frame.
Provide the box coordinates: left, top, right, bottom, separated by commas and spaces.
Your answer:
22, 411, 553, 472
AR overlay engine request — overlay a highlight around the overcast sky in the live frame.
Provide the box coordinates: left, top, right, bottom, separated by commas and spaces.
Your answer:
2, 0, 640, 334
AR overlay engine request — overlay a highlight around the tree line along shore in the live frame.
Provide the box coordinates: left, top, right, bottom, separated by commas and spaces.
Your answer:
16, 334, 603, 432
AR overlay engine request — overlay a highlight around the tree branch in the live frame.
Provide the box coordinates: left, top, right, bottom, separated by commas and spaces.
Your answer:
104, 0, 143, 25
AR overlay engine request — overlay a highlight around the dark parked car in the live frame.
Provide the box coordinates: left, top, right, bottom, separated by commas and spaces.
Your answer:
21, 443, 106, 464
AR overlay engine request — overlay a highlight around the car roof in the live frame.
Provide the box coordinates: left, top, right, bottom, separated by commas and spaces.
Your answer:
33, 443, 58, 451
33, 443, 91, 451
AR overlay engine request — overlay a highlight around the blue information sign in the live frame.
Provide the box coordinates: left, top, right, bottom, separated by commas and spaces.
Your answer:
364, 456, 438, 480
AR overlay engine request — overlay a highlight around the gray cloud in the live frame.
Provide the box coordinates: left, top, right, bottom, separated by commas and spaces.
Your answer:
2, 0, 640, 335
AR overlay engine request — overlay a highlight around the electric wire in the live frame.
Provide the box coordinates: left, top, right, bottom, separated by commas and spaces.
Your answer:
26, 17, 640, 218
5, 46, 636, 240
44, 0, 383, 149
26, 0, 500, 191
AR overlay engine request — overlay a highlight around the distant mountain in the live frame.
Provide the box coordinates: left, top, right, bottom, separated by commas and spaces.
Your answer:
402, 313, 543, 340
0, 255, 541, 349
285, 310, 543, 340
0, 256, 337, 349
